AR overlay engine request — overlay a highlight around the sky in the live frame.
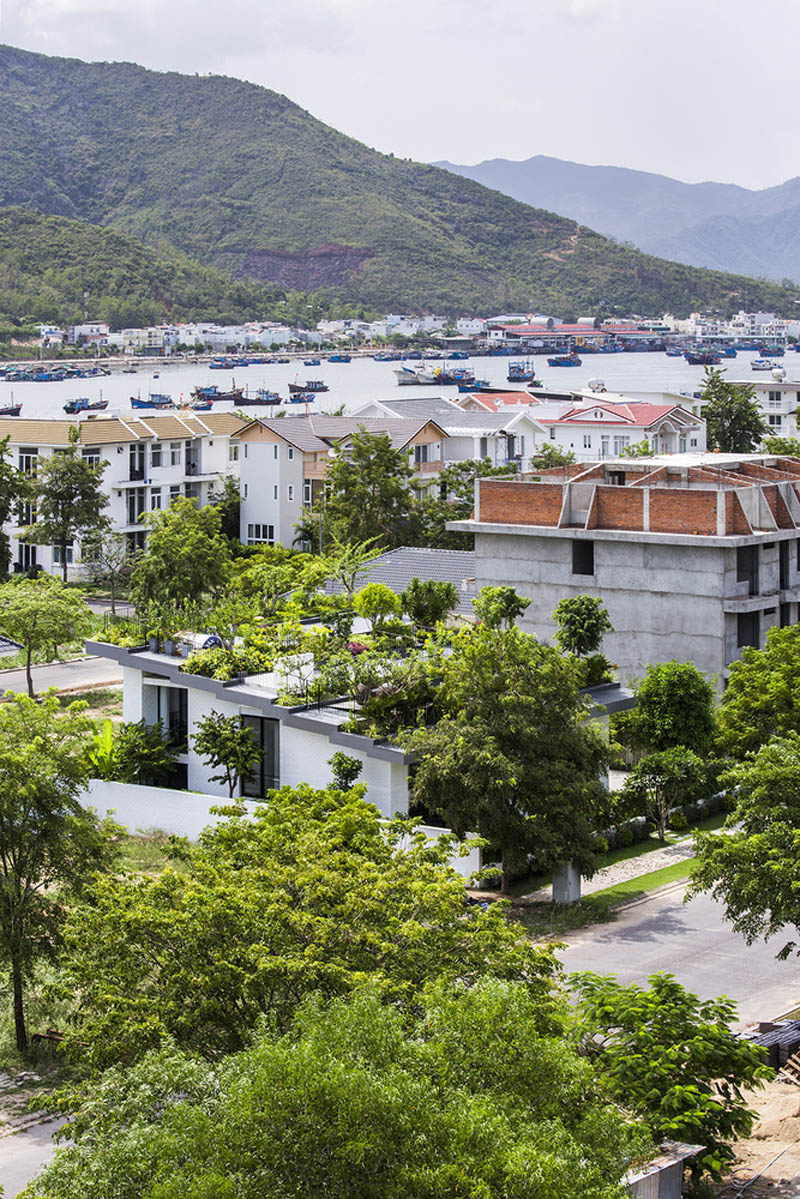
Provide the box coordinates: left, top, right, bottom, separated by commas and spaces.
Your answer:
1, 0, 798, 190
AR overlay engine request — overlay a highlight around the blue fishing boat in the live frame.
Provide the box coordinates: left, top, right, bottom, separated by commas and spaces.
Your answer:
130, 393, 175, 410
759, 345, 785, 356
288, 379, 328, 394
457, 378, 492, 393
716, 347, 737, 358
236, 388, 282, 406
63, 397, 109, 414
328, 353, 351, 363
507, 360, 537, 382
751, 358, 778, 371
665, 346, 684, 357
287, 391, 317, 404
303, 358, 321, 366
547, 354, 582, 367
0, 403, 22, 416
684, 350, 721, 365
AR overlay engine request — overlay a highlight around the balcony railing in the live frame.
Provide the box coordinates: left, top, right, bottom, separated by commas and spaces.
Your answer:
415, 459, 445, 473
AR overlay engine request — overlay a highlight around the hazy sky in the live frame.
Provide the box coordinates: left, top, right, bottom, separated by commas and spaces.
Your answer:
1, 0, 797, 189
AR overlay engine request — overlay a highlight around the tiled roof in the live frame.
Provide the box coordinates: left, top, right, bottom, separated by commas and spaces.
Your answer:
324, 546, 476, 616
0, 412, 248, 447
235, 415, 446, 453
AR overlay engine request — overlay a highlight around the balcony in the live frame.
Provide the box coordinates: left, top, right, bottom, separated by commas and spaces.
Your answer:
414, 459, 445, 474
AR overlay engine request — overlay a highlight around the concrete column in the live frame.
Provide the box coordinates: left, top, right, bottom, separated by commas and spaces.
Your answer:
642, 487, 650, 532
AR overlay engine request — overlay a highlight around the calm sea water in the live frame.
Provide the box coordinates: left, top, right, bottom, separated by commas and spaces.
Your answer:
0, 349, 793, 420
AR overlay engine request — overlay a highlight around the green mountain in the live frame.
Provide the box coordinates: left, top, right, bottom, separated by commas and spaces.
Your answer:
1, 43, 799, 317
0, 205, 288, 328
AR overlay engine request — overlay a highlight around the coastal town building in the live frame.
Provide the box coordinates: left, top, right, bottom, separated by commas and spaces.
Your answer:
235, 415, 448, 548
0, 412, 246, 577
448, 453, 800, 684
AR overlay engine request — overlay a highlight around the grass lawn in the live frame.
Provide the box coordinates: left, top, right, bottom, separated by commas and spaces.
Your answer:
116, 828, 176, 874
57, 687, 123, 721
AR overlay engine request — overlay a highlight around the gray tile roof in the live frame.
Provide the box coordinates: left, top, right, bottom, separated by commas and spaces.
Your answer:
324, 546, 477, 616
244, 415, 444, 453
365, 399, 535, 434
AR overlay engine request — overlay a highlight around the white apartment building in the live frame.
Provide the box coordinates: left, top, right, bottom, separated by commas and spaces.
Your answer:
66, 322, 110, 346
683, 375, 800, 441
2, 412, 246, 577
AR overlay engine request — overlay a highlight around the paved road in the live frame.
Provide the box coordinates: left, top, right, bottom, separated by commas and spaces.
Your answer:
3, 1119, 66, 1197
0, 656, 122, 696
559, 884, 800, 1023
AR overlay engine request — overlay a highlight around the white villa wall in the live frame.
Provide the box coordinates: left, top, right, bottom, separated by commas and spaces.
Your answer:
279, 724, 409, 819
239, 438, 305, 547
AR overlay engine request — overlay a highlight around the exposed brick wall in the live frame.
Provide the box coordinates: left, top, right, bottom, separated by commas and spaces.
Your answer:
479, 480, 564, 525
650, 489, 717, 535
593, 486, 644, 530
630, 467, 668, 487
775, 489, 794, 529
739, 462, 796, 482
775, 458, 800, 478
725, 491, 752, 534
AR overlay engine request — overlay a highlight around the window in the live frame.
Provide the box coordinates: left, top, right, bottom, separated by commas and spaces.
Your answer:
129, 443, 145, 480
127, 487, 146, 525
52, 543, 74, 565
549, 427, 556, 440
737, 611, 760, 649
781, 602, 792, 628
170, 441, 181, 466
690, 437, 698, 448
601, 436, 610, 458
273, 445, 278, 460
737, 545, 759, 596
151, 488, 162, 510
273, 485, 278, 500
303, 480, 312, 505
679, 435, 687, 453
479, 437, 489, 458
155, 687, 188, 752
170, 484, 181, 502
151, 443, 163, 468
82, 447, 101, 467
572, 540, 594, 576
243, 483, 248, 498
414, 444, 429, 465
768, 390, 783, 408
769, 413, 782, 427
287, 484, 294, 501
18, 448, 37, 474
608, 470, 626, 486
247, 523, 275, 545
228, 443, 239, 462
583, 434, 592, 448
613, 435, 631, 455
240, 716, 280, 797
781, 541, 790, 589
287, 446, 294, 461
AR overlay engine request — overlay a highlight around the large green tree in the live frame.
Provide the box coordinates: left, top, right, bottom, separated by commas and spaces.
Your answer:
552, 595, 613, 658
317, 429, 419, 549
571, 972, 770, 1182
690, 733, 800, 958
23, 431, 110, 582
30, 982, 645, 1199
0, 692, 118, 1050
715, 625, 800, 759
130, 496, 231, 627
700, 367, 767, 452
616, 660, 716, 757
54, 784, 559, 1069
406, 621, 609, 891
0, 576, 93, 697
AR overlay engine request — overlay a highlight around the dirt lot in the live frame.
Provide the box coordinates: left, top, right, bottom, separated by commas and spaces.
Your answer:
716, 1077, 800, 1197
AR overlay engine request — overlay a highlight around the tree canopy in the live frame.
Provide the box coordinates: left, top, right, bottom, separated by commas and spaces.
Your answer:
715, 625, 800, 759
0, 575, 93, 696
317, 429, 418, 549
22, 432, 110, 582
54, 784, 559, 1069
130, 497, 231, 626
700, 367, 767, 453
552, 595, 613, 658
628, 660, 716, 755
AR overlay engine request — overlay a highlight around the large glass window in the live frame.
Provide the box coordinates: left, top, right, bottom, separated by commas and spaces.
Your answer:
241, 716, 279, 797
572, 540, 594, 576
155, 687, 188, 751
737, 611, 760, 649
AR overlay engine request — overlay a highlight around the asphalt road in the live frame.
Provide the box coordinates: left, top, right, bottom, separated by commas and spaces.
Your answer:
558, 884, 800, 1023
0, 656, 123, 696
3, 1119, 66, 1197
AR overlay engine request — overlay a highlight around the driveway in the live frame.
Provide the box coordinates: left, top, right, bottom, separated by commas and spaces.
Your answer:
0, 656, 122, 696
2, 1119, 66, 1197
558, 884, 800, 1023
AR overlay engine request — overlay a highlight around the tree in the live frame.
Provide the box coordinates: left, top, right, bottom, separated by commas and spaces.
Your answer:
763, 435, 800, 456
30, 982, 644, 1199
619, 438, 653, 458
407, 623, 609, 891
321, 428, 419, 548
401, 577, 459, 628
626, 660, 716, 755
0, 576, 93, 697
0, 692, 119, 1050
328, 751, 363, 790
532, 443, 575, 469
322, 536, 382, 604
700, 367, 767, 452
552, 595, 613, 658
81, 528, 131, 614
571, 972, 771, 1182
208, 473, 241, 542
620, 746, 707, 841
472, 584, 530, 630
690, 733, 800, 958
352, 582, 401, 630
110, 720, 180, 786
715, 625, 800, 759
54, 785, 559, 1068
130, 497, 231, 627
416, 458, 518, 549
23, 430, 110, 582
0, 436, 26, 580
192, 710, 262, 798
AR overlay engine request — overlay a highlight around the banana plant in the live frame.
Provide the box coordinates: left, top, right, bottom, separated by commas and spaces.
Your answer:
88, 718, 117, 780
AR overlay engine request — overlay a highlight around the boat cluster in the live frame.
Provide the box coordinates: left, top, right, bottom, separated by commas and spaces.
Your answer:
0, 364, 111, 383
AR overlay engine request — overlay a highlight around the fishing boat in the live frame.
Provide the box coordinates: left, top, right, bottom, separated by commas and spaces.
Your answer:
446, 350, 470, 360
236, 389, 282, 406
684, 350, 721, 365
507, 360, 537, 382
547, 353, 583, 367
191, 384, 244, 403
122, 367, 138, 374
751, 358, 778, 371
0, 403, 22, 416
183, 398, 213, 411
130, 393, 175, 409
328, 353, 351, 363
716, 347, 737, 358
457, 378, 492, 393
268, 356, 290, 364
759, 345, 785, 356
394, 367, 438, 386
287, 391, 318, 404
303, 358, 321, 366
288, 379, 328, 394
63, 397, 109, 414
665, 346, 685, 357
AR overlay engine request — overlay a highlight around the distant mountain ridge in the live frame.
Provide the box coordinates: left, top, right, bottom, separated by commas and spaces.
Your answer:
1, 44, 799, 317
434, 155, 800, 285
